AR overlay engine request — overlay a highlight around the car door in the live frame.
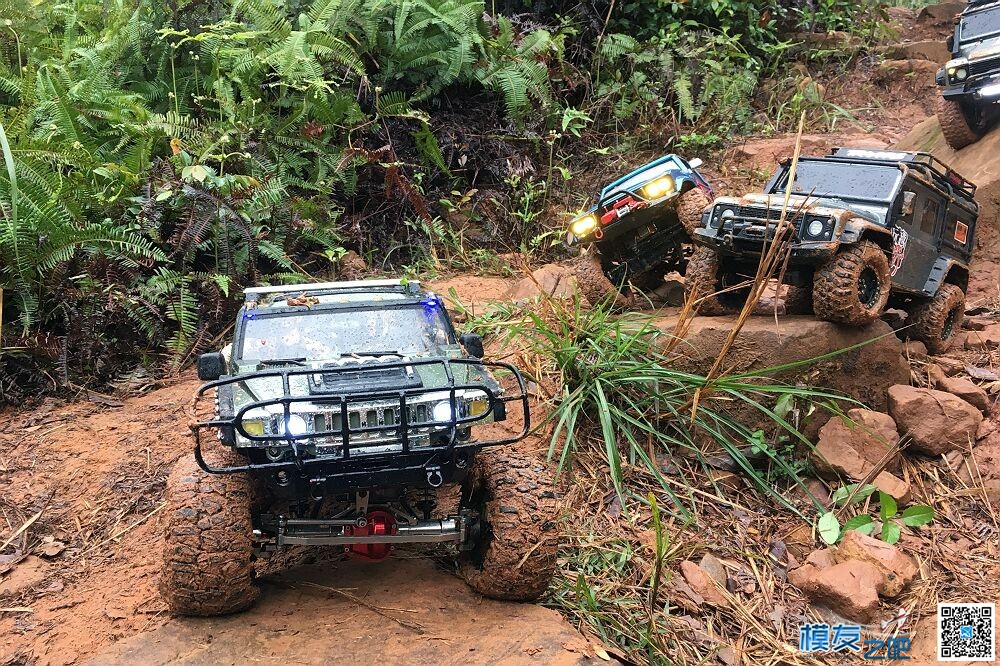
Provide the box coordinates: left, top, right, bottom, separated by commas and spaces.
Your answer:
890, 181, 942, 293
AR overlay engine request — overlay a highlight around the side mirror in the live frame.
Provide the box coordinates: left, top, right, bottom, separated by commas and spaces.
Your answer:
459, 333, 484, 359
946, 35, 954, 52
688, 157, 704, 169
901, 191, 916, 217
197, 352, 226, 381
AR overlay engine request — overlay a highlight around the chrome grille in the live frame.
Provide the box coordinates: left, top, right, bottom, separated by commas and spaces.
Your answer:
969, 56, 1000, 77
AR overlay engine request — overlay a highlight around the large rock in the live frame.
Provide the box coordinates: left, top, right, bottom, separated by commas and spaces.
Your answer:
881, 41, 950, 64
505, 264, 577, 302
790, 560, 884, 623
813, 410, 910, 501
888, 386, 983, 455
936, 376, 990, 413
657, 316, 910, 437
835, 531, 918, 597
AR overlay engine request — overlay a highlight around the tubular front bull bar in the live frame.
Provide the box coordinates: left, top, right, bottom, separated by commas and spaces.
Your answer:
190, 358, 530, 475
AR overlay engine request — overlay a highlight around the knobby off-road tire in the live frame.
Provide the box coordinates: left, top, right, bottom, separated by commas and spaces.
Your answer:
676, 187, 712, 236
460, 450, 560, 601
908, 283, 966, 354
683, 246, 749, 315
570, 253, 631, 309
812, 241, 890, 326
937, 96, 982, 150
783, 284, 814, 315
160, 451, 259, 616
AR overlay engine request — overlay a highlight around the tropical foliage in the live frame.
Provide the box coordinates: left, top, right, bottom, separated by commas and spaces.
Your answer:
0, 0, 905, 395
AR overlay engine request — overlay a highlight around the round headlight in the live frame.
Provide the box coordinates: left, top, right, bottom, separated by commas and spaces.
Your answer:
281, 414, 308, 437
432, 401, 454, 423
957, 68, 967, 80
807, 219, 825, 237
569, 214, 598, 237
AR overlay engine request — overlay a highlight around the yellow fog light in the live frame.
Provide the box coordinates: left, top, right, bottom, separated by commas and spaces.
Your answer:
469, 400, 488, 416
569, 214, 598, 236
642, 175, 675, 199
241, 419, 266, 436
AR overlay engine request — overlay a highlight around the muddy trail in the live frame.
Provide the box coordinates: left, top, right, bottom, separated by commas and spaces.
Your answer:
3, 5, 1000, 665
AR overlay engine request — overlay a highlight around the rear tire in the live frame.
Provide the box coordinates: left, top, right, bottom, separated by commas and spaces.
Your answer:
908, 283, 966, 354
783, 284, 814, 315
684, 246, 750, 315
160, 451, 258, 616
460, 451, 560, 601
937, 96, 983, 150
570, 253, 631, 309
676, 188, 712, 236
812, 241, 890, 326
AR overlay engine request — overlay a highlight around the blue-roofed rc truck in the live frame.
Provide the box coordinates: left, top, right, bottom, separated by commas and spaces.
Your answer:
565, 154, 714, 304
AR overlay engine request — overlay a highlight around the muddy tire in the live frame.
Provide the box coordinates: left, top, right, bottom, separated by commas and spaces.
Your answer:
676, 187, 712, 236
908, 283, 966, 354
937, 96, 982, 150
160, 451, 258, 616
571, 253, 631, 309
460, 450, 560, 602
812, 241, 890, 326
783, 284, 814, 315
684, 246, 749, 315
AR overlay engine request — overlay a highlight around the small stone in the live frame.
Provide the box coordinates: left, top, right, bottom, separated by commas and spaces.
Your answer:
932, 356, 966, 376
506, 264, 577, 302
698, 553, 728, 588
888, 385, 983, 456
680, 560, 729, 608
964, 323, 1000, 350
835, 531, 918, 598
804, 548, 838, 570
872, 470, 911, 504
926, 363, 947, 388
936, 377, 990, 413
902, 340, 928, 359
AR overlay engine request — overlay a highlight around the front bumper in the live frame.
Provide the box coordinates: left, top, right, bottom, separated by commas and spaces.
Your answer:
938, 60, 1000, 100
191, 358, 530, 490
694, 205, 840, 263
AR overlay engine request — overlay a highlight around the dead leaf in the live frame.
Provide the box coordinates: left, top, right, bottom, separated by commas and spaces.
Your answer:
594, 646, 612, 661
37, 540, 66, 558
966, 366, 999, 381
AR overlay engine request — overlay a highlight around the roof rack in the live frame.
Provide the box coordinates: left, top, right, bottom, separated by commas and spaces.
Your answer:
243, 279, 422, 302
963, 0, 1000, 14
827, 147, 977, 198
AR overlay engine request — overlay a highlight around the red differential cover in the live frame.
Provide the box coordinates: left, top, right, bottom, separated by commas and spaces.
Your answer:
347, 510, 396, 561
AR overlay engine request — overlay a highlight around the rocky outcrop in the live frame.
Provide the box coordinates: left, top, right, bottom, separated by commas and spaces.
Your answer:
656, 316, 910, 437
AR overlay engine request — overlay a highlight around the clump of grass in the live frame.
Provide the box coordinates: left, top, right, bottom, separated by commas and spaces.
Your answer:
469, 292, 850, 519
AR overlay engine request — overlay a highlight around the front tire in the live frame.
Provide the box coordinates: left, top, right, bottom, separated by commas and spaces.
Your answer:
460, 451, 560, 601
570, 252, 631, 309
160, 452, 259, 616
812, 241, 890, 326
937, 96, 984, 150
676, 187, 712, 236
908, 283, 966, 354
684, 246, 750, 315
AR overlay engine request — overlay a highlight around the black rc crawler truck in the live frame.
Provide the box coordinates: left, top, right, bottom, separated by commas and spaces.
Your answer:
688, 148, 978, 353
565, 154, 713, 305
159, 279, 559, 616
936, 0, 1000, 148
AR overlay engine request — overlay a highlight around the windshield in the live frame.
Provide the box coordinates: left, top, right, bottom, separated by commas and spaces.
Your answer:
238, 305, 454, 361
769, 161, 901, 202
960, 8, 1000, 43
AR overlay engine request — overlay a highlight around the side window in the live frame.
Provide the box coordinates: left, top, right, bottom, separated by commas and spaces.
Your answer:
919, 199, 939, 235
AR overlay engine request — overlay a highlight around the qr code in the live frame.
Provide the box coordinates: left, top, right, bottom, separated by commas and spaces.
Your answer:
938, 603, 995, 661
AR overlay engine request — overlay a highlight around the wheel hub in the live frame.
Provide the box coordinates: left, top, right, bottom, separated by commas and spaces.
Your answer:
857, 267, 881, 309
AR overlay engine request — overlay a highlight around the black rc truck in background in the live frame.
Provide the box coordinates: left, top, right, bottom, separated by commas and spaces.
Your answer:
936, 0, 1000, 149
688, 148, 978, 353
564, 154, 713, 305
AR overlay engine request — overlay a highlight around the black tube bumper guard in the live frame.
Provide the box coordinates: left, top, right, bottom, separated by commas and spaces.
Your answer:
190, 358, 530, 484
